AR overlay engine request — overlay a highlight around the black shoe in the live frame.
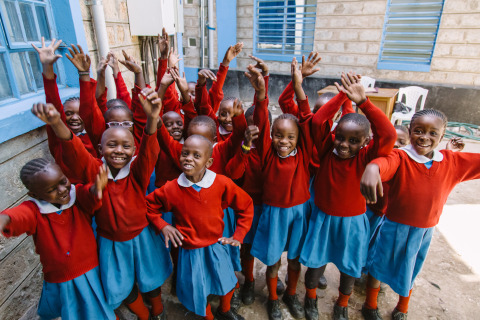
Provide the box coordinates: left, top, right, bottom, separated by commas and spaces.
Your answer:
391, 308, 407, 320
277, 278, 286, 295
361, 305, 383, 320
318, 275, 327, 290
267, 299, 283, 320
230, 288, 241, 312
282, 293, 305, 319
240, 280, 255, 305
304, 296, 318, 320
333, 304, 349, 320
215, 309, 245, 320
149, 310, 167, 320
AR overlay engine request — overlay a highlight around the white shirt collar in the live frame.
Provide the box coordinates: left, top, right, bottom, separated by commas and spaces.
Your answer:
179, 137, 185, 144
277, 148, 297, 159
102, 156, 137, 181
218, 125, 231, 136
31, 185, 77, 214
177, 169, 216, 188
400, 144, 443, 163
75, 129, 87, 136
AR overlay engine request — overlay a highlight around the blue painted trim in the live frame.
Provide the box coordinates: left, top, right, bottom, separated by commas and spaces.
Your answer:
216, 0, 237, 67
184, 67, 199, 83
0, 87, 79, 143
177, 32, 185, 75
254, 53, 303, 63
377, 61, 431, 72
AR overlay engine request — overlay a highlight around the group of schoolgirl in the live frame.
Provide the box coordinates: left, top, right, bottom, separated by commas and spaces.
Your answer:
1, 29, 479, 320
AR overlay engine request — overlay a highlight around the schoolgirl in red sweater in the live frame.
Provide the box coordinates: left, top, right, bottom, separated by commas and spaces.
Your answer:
360, 109, 479, 320
0, 157, 114, 320
299, 72, 396, 320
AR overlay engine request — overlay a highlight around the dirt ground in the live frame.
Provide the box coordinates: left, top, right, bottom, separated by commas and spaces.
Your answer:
18, 140, 480, 320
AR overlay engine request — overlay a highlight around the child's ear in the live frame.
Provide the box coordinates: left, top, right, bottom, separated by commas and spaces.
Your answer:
27, 191, 38, 199
364, 136, 371, 146
132, 145, 137, 155
98, 144, 103, 155
205, 157, 214, 169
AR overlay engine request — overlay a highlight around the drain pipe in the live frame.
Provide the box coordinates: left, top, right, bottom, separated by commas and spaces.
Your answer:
207, 0, 214, 68
200, 0, 205, 68
89, 0, 115, 99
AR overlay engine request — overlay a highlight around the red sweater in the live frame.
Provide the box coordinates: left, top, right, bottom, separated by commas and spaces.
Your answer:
312, 93, 396, 217
254, 96, 314, 208
95, 72, 132, 113
60, 132, 159, 241
1, 185, 100, 283
373, 149, 480, 228
146, 174, 254, 249
225, 148, 263, 205
157, 113, 246, 176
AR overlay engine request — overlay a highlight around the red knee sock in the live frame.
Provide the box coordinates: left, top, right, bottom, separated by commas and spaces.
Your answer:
364, 285, 381, 310
266, 275, 278, 300
306, 287, 317, 299
242, 257, 255, 282
219, 289, 235, 313
336, 290, 351, 307
126, 292, 150, 320
396, 290, 412, 313
204, 303, 214, 320
286, 266, 301, 296
235, 281, 240, 289
148, 290, 164, 316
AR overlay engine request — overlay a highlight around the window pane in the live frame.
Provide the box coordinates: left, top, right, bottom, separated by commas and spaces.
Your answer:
19, 3, 39, 41
0, 55, 13, 100
2, 1, 24, 42
10, 52, 33, 94
35, 5, 51, 40
27, 51, 43, 89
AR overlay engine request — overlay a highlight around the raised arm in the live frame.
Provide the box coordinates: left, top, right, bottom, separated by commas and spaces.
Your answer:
95, 56, 108, 111
1, 202, 38, 238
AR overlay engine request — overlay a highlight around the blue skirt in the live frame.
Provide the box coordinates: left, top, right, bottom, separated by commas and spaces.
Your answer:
177, 243, 237, 316
243, 205, 262, 245
97, 226, 173, 306
366, 208, 383, 239
37, 267, 115, 320
367, 218, 434, 297
299, 207, 370, 278
251, 201, 310, 266
223, 207, 241, 271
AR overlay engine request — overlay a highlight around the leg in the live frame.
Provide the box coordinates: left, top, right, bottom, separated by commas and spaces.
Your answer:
215, 289, 245, 320
392, 289, 412, 319
282, 258, 305, 319
304, 266, 326, 320
204, 303, 214, 320
124, 285, 150, 320
145, 286, 164, 318
240, 244, 256, 305
266, 260, 283, 320
333, 272, 356, 320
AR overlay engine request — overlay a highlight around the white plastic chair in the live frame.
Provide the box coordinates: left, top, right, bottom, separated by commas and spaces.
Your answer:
360, 76, 376, 89
390, 86, 429, 125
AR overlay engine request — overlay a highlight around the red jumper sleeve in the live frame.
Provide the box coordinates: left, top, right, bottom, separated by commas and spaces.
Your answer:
253, 95, 272, 164
155, 58, 168, 92
96, 87, 108, 114
131, 85, 148, 146
61, 134, 102, 183
79, 79, 106, 150
114, 72, 132, 109
43, 74, 66, 122
181, 100, 197, 134
1, 202, 38, 237
195, 84, 217, 122
209, 64, 228, 114
452, 152, 480, 182
146, 186, 171, 232
225, 151, 248, 180
74, 184, 103, 216
222, 179, 254, 242
130, 131, 160, 190
278, 81, 299, 116
341, 99, 354, 116
371, 152, 402, 183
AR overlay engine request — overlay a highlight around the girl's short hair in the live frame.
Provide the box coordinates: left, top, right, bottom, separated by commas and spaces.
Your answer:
394, 124, 409, 135
189, 115, 217, 137
272, 113, 299, 131
104, 105, 133, 121
245, 106, 272, 124
337, 113, 371, 136
20, 158, 54, 190
410, 109, 448, 130
106, 98, 129, 109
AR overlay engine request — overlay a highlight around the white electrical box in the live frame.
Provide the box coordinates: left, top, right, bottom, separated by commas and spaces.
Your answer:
126, 0, 184, 36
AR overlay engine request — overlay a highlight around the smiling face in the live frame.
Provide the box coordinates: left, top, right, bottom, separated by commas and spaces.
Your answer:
218, 100, 234, 133
333, 121, 369, 159
64, 100, 84, 134
188, 82, 196, 100
28, 164, 72, 205
395, 128, 410, 149
179, 135, 213, 183
99, 128, 136, 176
409, 115, 445, 158
272, 118, 299, 157
104, 108, 134, 133
163, 111, 184, 141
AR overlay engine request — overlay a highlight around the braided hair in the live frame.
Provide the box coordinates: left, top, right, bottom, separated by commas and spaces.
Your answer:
20, 158, 54, 190
410, 109, 448, 131
272, 113, 299, 134
64, 96, 79, 105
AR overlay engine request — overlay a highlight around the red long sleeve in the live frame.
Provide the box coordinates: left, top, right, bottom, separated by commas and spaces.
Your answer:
114, 72, 132, 109
96, 87, 108, 114
79, 78, 106, 151
278, 81, 299, 115
209, 64, 228, 114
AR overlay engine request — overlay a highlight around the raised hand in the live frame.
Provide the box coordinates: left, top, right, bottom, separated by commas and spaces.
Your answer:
0, 214, 11, 237
334, 72, 366, 105
301, 51, 321, 78
31, 103, 61, 126
158, 27, 170, 59
231, 98, 244, 117
197, 69, 217, 86
65, 44, 91, 72
223, 42, 244, 66
360, 164, 383, 204
139, 87, 162, 119
245, 65, 266, 100
168, 47, 182, 68
218, 236, 241, 247
97, 56, 108, 76
244, 125, 260, 148
119, 50, 142, 74
32, 37, 62, 66
291, 57, 303, 86
161, 225, 184, 248
446, 137, 465, 152
170, 67, 190, 103
107, 52, 120, 76
91, 165, 109, 199
160, 69, 175, 87
249, 55, 269, 76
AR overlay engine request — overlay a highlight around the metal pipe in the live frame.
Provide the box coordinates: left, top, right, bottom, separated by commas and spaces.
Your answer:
207, 0, 214, 68
200, 0, 205, 68
89, 0, 115, 99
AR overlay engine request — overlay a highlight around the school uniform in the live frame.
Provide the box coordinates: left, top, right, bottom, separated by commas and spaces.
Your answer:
1, 185, 115, 320
367, 145, 480, 296
300, 93, 396, 278
146, 170, 254, 316
60, 132, 172, 307
249, 96, 314, 266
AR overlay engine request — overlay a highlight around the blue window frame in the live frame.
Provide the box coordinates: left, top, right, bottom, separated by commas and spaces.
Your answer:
0, 0, 65, 105
377, 0, 445, 72
253, 0, 317, 62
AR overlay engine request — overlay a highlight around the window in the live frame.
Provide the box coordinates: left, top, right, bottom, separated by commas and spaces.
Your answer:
0, 0, 60, 103
377, 0, 445, 72
253, 0, 317, 61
